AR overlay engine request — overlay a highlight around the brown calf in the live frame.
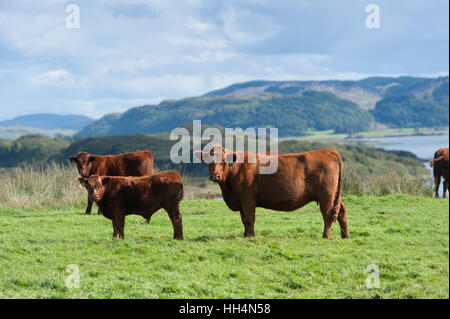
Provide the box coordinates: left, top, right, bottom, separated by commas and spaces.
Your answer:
69, 151, 154, 214
430, 147, 449, 198
78, 171, 184, 240
194, 145, 348, 239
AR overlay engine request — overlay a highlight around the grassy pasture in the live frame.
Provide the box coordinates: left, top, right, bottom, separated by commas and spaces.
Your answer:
0, 196, 448, 299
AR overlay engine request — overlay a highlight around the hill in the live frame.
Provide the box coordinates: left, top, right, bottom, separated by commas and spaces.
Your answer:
78, 76, 449, 138
371, 94, 449, 128
0, 126, 77, 140
79, 91, 375, 137
0, 114, 94, 131
0, 135, 70, 168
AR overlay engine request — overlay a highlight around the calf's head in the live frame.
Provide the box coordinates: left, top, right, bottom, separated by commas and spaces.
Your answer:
69, 152, 96, 177
78, 176, 110, 202
194, 144, 240, 183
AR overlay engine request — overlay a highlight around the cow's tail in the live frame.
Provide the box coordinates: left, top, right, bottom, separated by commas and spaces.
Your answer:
331, 149, 343, 214
430, 155, 445, 168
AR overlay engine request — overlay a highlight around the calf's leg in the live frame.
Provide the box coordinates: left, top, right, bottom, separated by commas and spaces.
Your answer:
337, 200, 349, 239
166, 204, 183, 240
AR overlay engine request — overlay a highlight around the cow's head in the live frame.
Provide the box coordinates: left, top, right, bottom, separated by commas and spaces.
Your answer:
194, 144, 240, 183
69, 152, 96, 177
78, 175, 110, 202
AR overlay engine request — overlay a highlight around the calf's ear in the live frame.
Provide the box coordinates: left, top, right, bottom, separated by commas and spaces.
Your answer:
78, 178, 87, 187
193, 150, 207, 161
225, 151, 241, 164
88, 156, 96, 163
101, 177, 111, 186
69, 156, 77, 164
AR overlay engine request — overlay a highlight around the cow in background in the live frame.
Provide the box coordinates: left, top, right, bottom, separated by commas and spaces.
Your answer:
69, 151, 154, 214
430, 147, 449, 198
194, 145, 348, 239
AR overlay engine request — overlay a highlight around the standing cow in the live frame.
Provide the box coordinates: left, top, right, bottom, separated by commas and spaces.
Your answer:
69, 151, 154, 214
430, 147, 449, 198
78, 172, 184, 240
194, 145, 348, 239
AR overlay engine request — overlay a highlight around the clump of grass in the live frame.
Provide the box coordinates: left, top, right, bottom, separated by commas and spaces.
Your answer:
342, 165, 365, 196
0, 163, 434, 211
0, 163, 85, 211
343, 164, 433, 197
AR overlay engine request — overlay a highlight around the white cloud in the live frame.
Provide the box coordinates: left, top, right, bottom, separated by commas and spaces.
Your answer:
27, 69, 74, 86
0, 0, 447, 121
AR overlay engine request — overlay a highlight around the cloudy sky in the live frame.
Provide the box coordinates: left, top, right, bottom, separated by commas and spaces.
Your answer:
0, 0, 448, 120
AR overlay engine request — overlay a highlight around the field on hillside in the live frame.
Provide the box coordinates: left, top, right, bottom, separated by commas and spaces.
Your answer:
0, 196, 448, 299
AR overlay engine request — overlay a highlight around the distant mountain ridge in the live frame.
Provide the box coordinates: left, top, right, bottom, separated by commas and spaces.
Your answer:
0, 114, 94, 131
204, 76, 449, 110
78, 76, 449, 137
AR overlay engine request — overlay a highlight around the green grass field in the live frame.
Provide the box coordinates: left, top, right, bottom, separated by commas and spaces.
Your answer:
0, 195, 448, 299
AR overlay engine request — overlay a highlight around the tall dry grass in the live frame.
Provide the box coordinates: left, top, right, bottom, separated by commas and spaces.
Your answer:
0, 163, 434, 211
342, 164, 434, 197
0, 163, 86, 211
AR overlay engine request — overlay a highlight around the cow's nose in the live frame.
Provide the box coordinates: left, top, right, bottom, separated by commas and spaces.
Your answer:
210, 174, 220, 182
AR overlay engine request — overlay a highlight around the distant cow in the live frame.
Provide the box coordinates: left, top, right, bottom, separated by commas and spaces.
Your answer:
194, 145, 348, 239
430, 147, 449, 198
78, 171, 184, 240
69, 151, 154, 214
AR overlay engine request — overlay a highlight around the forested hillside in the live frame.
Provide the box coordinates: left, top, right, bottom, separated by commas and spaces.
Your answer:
78, 76, 449, 138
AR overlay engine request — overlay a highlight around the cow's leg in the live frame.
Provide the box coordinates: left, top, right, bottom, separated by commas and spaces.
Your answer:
112, 213, 125, 239
443, 179, 449, 199
85, 198, 93, 215
166, 204, 183, 240
239, 209, 256, 237
239, 199, 256, 238
112, 219, 119, 238
337, 200, 349, 239
320, 199, 338, 239
434, 171, 441, 198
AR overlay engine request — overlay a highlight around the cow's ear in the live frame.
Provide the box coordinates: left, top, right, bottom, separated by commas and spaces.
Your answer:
78, 178, 87, 187
88, 156, 96, 163
225, 151, 241, 163
69, 156, 77, 164
193, 150, 206, 161
102, 177, 111, 186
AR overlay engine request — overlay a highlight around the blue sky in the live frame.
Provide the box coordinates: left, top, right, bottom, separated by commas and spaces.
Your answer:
0, 0, 448, 120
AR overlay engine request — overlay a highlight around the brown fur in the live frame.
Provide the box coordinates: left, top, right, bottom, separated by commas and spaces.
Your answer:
79, 171, 184, 240
194, 145, 348, 239
69, 151, 154, 214
430, 147, 449, 198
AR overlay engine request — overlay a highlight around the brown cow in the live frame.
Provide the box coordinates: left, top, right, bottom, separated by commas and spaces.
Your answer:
78, 171, 184, 240
194, 145, 348, 239
69, 151, 154, 215
430, 147, 449, 198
